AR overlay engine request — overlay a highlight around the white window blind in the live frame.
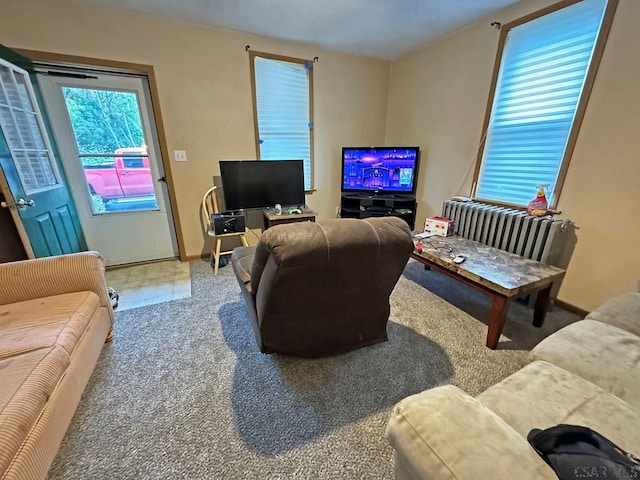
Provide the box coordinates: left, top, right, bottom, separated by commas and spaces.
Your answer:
0, 58, 61, 194
476, 0, 608, 207
254, 56, 312, 190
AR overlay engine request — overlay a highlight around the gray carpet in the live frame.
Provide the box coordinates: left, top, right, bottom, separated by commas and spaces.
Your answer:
48, 259, 580, 479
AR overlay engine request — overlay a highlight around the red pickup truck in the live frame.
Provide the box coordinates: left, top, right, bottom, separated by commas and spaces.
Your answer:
84, 147, 155, 208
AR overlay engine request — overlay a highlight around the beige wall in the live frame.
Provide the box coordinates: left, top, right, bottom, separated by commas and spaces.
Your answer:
386, 0, 640, 311
3, 0, 637, 310
0, 0, 389, 257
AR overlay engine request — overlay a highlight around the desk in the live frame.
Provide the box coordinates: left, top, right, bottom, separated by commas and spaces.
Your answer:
411, 235, 565, 349
263, 209, 316, 230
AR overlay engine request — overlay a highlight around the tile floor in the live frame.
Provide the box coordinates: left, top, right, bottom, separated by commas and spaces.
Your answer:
104, 259, 191, 311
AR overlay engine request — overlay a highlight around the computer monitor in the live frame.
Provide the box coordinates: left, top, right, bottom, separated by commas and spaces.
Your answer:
219, 160, 305, 211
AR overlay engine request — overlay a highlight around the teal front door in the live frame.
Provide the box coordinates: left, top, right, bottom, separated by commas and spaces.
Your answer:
0, 45, 86, 257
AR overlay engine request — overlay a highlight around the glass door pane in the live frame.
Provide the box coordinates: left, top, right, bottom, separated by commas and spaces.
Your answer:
60, 86, 159, 214
0, 60, 61, 194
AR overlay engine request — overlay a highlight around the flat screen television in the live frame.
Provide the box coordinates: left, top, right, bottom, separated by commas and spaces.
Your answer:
220, 160, 305, 211
341, 147, 420, 195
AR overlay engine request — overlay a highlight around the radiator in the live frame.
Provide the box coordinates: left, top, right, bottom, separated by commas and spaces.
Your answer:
441, 200, 576, 297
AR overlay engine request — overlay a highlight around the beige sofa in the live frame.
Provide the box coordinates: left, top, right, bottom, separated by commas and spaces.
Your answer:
386, 292, 640, 479
0, 252, 114, 480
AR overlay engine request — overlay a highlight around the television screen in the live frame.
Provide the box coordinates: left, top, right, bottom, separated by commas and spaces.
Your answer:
341, 147, 420, 194
220, 160, 305, 211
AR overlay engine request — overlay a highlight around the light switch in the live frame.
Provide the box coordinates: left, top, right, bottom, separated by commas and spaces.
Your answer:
174, 150, 187, 162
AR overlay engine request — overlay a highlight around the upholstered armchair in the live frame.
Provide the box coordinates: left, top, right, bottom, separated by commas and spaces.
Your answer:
231, 217, 413, 357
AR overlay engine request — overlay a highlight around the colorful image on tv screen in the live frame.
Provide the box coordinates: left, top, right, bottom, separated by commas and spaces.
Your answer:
342, 148, 418, 192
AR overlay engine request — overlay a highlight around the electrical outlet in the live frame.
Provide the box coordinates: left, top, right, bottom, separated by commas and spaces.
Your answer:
173, 150, 187, 162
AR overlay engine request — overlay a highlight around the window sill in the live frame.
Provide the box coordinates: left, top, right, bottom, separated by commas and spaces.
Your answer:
470, 197, 561, 215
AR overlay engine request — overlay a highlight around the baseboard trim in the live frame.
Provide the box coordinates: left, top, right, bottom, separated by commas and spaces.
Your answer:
105, 256, 179, 270
554, 298, 588, 318
185, 253, 209, 261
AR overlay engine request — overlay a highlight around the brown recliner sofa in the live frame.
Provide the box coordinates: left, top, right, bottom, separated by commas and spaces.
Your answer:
231, 216, 413, 357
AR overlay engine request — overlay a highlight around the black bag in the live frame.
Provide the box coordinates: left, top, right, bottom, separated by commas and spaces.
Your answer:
527, 425, 640, 479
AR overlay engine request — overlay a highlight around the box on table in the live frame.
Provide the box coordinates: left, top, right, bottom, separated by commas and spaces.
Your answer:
424, 216, 455, 237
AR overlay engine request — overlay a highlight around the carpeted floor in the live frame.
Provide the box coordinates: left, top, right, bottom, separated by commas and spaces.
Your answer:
48, 259, 580, 479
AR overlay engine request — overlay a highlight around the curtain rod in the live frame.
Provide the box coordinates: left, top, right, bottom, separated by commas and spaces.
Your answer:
245, 45, 318, 62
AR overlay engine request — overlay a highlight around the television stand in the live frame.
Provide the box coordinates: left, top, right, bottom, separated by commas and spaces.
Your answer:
339, 193, 416, 229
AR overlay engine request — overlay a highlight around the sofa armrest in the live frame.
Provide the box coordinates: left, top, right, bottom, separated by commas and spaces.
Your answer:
0, 252, 114, 323
386, 385, 556, 480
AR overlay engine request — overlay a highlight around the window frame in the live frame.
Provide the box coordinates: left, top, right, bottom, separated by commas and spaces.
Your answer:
472, 0, 619, 210
249, 50, 315, 192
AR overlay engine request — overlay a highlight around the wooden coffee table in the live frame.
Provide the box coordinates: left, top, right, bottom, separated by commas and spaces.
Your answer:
411, 235, 566, 349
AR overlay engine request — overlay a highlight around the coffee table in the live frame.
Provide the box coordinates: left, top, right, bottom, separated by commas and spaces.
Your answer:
411, 235, 566, 349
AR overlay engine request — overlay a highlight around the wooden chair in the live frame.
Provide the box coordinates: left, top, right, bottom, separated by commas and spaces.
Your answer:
201, 186, 248, 275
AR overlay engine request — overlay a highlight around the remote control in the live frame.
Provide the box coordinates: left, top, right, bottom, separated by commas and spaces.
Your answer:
453, 255, 467, 264
414, 232, 436, 239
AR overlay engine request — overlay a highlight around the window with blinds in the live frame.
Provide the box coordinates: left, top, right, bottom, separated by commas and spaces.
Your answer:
252, 54, 313, 190
475, 0, 613, 207
0, 58, 61, 194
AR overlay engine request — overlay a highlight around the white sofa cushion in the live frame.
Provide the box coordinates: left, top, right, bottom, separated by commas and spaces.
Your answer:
477, 361, 640, 455
386, 385, 556, 480
529, 319, 640, 409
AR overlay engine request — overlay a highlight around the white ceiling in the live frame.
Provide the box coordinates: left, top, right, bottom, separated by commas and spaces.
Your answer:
75, 0, 522, 60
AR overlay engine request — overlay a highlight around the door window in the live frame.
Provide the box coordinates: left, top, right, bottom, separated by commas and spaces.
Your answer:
59, 86, 159, 214
0, 59, 61, 194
